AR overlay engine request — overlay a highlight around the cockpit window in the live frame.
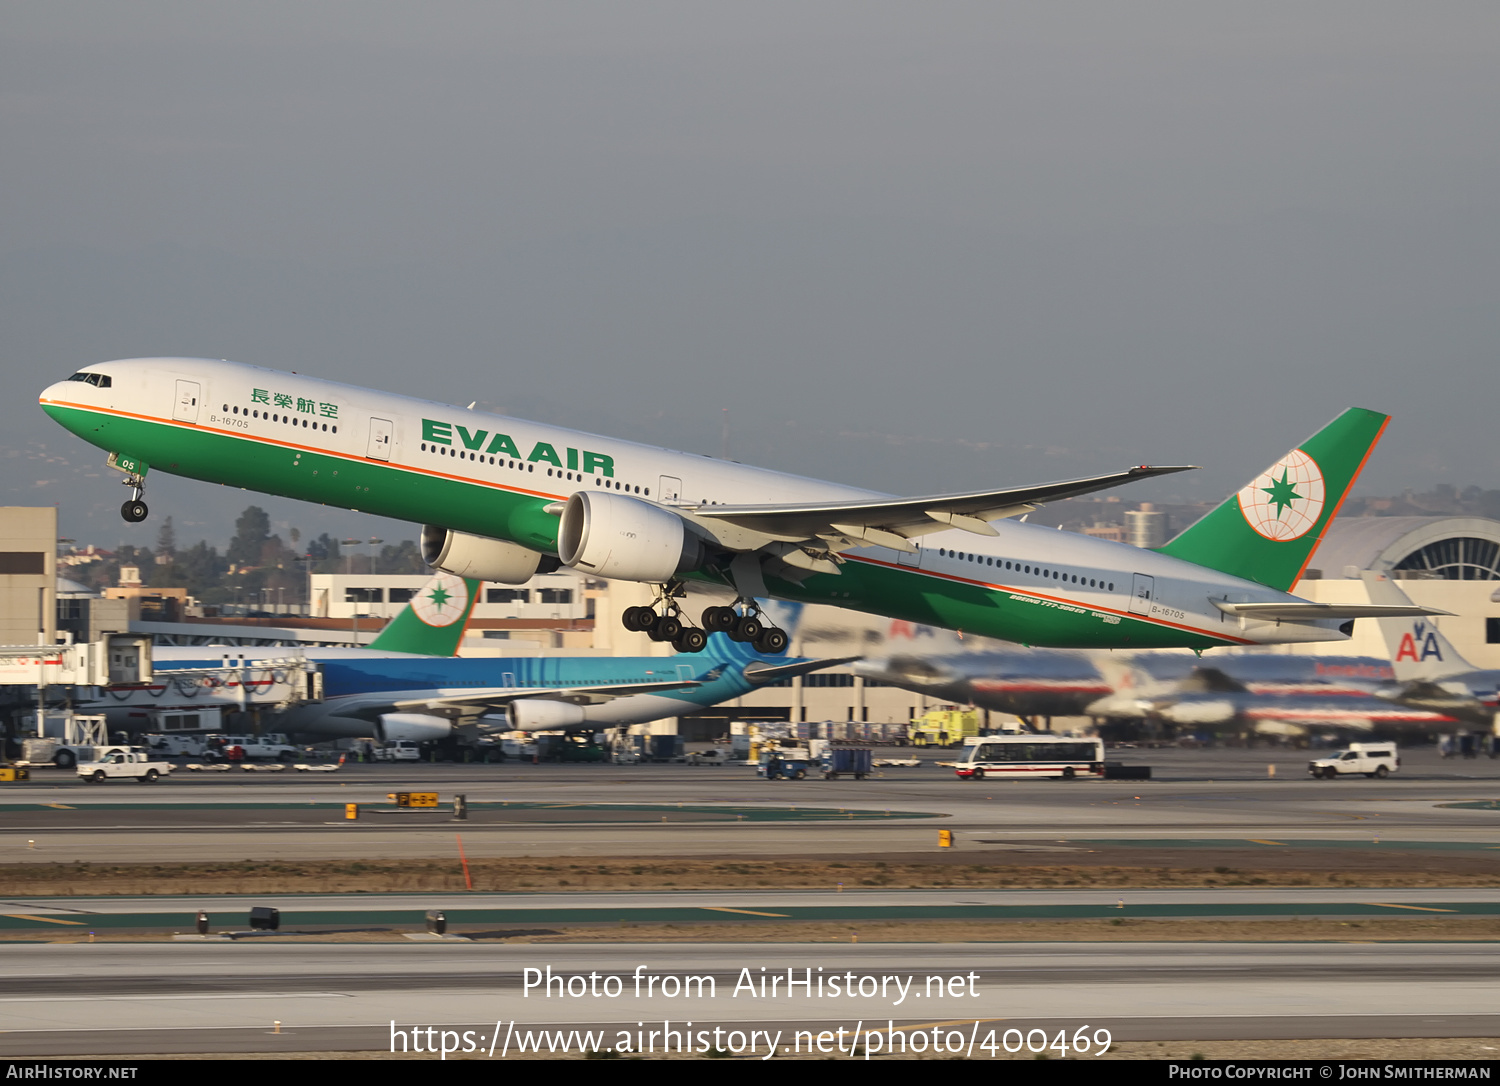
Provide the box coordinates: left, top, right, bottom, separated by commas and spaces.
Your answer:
68, 372, 111, 388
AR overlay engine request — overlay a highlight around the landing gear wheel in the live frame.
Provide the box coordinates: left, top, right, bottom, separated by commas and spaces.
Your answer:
753, 627, 789, 655
731, 615, 763, 643
121, 499, 149, 523
673, 627, 708, 653
653, 614, 682, 643
701, 606, 738, 633
622, 606, 656, 632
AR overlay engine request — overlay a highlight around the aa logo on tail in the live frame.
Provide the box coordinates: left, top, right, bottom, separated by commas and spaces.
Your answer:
1395, 622, 1444, 663
1237, 449, 1326, 542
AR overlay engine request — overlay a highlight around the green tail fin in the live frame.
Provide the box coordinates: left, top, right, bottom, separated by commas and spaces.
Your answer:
367, 572, 481, 655
1156, 407, 1389, 591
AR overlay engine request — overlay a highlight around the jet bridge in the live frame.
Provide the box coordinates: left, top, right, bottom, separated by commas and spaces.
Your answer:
0, 635, 152, 688
98, 655, 325, 719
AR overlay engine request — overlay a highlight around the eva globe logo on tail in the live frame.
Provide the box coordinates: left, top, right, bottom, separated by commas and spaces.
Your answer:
1237, 449, 1325, 542
411, 573, 470, 627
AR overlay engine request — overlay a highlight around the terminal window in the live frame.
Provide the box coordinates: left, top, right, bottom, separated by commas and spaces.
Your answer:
0, 552, 44, 575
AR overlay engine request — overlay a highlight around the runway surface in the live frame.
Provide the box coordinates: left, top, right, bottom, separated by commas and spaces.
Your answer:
3, 747, 1498, 862
2, 942, 1497, 1057
4, 887, 1500, 932
3, 748, 1497, 1057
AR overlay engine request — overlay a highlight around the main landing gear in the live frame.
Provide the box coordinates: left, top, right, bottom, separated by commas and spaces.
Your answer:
119, 472, 148, 523
621, 588, 790, 655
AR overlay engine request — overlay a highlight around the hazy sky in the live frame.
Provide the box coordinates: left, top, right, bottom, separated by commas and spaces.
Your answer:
6, 3, 1498, 550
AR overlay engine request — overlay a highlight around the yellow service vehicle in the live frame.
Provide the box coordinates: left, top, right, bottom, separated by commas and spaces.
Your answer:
907, 709, 981, 747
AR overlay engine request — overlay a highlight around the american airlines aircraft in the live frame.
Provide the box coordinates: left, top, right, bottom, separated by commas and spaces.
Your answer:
40, 358, 1438, 654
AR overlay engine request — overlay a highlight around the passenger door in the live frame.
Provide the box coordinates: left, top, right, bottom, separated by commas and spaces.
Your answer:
172, 380, 201, 424
1128, 573, 1154, 616
367, 417, 393, 461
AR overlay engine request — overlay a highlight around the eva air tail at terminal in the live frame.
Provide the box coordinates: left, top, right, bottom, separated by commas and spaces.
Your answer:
40, 358, 1444, 653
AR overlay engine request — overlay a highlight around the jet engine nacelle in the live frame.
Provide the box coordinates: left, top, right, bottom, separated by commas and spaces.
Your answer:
509, 699, 587, 731
422, 525, 542, 584
377, 712, 454, 742
557, 491, 704, 583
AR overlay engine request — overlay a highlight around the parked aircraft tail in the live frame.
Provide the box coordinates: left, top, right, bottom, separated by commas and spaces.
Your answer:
1155, 408, 1389, 592
1362, 571, 1474, 681
366, 572, 482, 656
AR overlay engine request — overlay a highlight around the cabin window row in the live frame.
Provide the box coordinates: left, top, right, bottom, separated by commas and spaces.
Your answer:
421, 443, 536, 473
936, 548, 1114, 591
225, 403, 336, 433
417, 443, 650, 496
486, 588, 574, 604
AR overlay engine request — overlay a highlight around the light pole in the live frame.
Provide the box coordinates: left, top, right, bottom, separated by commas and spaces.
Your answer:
366, 538, 384, 615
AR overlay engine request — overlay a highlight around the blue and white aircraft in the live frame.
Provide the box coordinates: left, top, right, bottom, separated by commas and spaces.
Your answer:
91, 574, 847, 742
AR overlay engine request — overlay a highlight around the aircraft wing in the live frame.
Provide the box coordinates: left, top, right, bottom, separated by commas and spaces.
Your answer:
742, 656, 861, 685
691, 466, 1197, 548
328, 679, 703, 721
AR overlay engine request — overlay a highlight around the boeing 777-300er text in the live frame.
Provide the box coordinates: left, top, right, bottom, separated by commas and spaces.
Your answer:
40, 358, 1440, 653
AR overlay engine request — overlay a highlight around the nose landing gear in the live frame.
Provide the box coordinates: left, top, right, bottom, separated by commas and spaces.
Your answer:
119, 472, 148, 523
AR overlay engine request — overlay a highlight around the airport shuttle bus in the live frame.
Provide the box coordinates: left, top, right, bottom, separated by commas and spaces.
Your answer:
954, 735, 1105, 781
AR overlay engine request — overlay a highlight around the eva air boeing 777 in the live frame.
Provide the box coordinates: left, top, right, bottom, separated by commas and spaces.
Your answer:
40, 358, 1438, 654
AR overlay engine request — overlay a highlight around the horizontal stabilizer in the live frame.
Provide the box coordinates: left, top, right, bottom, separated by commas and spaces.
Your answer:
1212, 601, 1451, 621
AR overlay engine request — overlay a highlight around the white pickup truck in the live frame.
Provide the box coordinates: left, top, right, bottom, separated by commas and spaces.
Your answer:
77, 750, 175, 783
1308, 743, 1400, 780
